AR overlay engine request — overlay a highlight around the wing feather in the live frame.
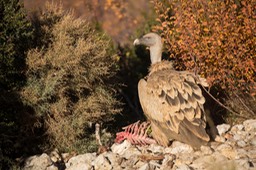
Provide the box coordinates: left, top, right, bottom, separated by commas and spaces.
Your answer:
166, 115, 180, 133
183, 107, 195, 121
166, 95, 180, 112
178, 93, 186, 110
193, 93, 206, 104
166, 87, 177, 99
187, 94, 197, 109
183, 82, 193, 96
195, 105, 202, 119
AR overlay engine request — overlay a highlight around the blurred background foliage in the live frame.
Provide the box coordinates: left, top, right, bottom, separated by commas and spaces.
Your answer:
0, 0, 255, 169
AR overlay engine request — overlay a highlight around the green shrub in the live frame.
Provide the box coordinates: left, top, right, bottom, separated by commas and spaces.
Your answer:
21, 2, 121, 153
0, 0, 33, 89
0, 0, 33, 168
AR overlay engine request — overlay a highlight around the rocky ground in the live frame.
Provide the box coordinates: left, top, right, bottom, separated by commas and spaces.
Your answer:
22, 119, 256, 170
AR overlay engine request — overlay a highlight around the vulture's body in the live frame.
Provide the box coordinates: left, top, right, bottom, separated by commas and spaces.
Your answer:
134, 33, 210, 148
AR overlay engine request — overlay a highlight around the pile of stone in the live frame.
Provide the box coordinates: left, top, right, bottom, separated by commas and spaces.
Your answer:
23, 119, 256, 170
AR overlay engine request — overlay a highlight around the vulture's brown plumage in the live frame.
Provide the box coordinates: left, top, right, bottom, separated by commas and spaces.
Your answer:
134, 33, 210, 148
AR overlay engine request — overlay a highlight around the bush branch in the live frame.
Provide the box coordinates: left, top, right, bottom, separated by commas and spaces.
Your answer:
201, 86, 249, 119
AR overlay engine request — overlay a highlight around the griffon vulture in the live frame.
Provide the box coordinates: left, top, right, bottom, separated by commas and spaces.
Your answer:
134, 33, 210, 148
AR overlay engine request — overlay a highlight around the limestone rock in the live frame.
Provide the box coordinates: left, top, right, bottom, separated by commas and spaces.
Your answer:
174, 164, 191, 170
214, 135, 226, 143
66, 153, 96, 170
200, 145, 213, 155
243, 119, 256, 131
231, 124, 244, 132
216, 143, 238, 159
217, 124, 231, 135
46, 165, 58, 170
105, 152, 121, 165
165, 141, 193, 154
138, 163, 150, 170
23, 153, 52, 170
237, 140, 247, 147
191, 153, 228, 169
92, 154, 112, 170
160, 154, 175, 170
111, 140, 131, 155
250, 136, 256, 146
145, 143, 164, 154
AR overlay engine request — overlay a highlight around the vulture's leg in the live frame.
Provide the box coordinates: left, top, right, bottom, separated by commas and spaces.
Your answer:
205, 109, 218, 140
151, 122, 169, 147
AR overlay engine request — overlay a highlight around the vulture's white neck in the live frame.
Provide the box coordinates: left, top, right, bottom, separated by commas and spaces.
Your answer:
150, 42, 163, 65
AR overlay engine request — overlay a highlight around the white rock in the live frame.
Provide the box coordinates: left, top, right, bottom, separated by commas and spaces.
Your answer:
111, 140, 131, 155
247, 148, 256, 159
231, 124, 244, 132
215, 135, 226, 142
134, 160, 147, 169
243, 119, 256, 131
23, 153, 52, 170
176, 153, 194, 165
46, 165, 58, 170
120, 155, 138, 168
200, 145, 213, 155
235, 159, 251, 169
209, 141, 220, 150
191, 153, 228, 170
225, 139, 236, 147
217, 124, 231, 135
237, 140, 247, 147
215, 143, 232, 151
160, 155, 175, 170
233, 134, 242, 141
236, 129, 247, 135
66, 153, 96, 170
146, 143, 164, 154
149, 160, 161, 169
138, 163, 150, 170
49, 148, 61, 163
103, 152, 122, 166
122, 147, 141, 159
207, 160, 238, 170
216, 143, 238, 159
175, 163, 191, 170
250, 136, 256, 146
165, 141, 193, 154
61, 152, 76, 163
92, 154, 112, 170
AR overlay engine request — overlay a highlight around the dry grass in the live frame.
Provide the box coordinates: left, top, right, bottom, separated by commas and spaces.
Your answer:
21, 2, 121, 152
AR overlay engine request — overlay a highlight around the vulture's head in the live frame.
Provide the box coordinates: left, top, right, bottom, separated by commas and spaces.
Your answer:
134, 33, 163, 64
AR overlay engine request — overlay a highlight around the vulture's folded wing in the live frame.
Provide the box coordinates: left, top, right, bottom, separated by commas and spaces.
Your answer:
138, 69, 210, 147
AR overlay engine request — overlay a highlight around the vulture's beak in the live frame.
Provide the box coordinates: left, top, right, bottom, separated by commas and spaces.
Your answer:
134, 38, 150, 50
133, 39, 140, 45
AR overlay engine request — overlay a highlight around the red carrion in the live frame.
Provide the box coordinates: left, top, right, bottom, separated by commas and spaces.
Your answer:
115, 121, 156, 145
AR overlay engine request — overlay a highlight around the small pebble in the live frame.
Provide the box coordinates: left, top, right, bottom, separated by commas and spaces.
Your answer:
217, 124, 231, 135
237, 140, 246, 147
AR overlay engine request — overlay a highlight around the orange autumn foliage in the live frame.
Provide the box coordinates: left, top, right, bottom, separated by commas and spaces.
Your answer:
152, 0, 256, 95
